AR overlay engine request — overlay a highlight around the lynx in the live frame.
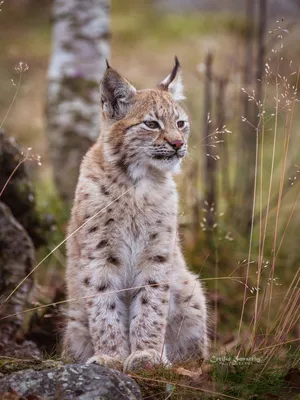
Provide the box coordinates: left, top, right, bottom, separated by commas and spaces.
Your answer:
64, 58, 208, 372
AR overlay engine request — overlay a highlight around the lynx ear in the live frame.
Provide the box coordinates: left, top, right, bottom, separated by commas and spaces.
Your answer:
158, 57, 185, 101
100, 65, 136, 120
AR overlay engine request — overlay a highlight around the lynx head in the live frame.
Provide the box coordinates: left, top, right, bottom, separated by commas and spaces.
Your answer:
100, 57, 189, 180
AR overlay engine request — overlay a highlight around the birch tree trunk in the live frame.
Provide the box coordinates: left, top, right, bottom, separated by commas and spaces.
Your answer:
47, 0, 110, 202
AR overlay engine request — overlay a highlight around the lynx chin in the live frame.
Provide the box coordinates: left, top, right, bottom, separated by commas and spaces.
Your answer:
64, 57, 209, 372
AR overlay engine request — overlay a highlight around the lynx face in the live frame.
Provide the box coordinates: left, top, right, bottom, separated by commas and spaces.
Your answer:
100, 58, 189, 178
128, 90, 189, 172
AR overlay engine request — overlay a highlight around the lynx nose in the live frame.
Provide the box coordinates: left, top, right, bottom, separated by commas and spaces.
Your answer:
169, 140, 184, 150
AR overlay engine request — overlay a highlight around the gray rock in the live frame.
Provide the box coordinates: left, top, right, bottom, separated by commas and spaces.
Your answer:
0, 130, 53, 248
0, 363, 142, 400
0, 201, 35, 344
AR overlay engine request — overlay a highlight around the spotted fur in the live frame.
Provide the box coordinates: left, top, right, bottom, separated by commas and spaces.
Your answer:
64, 59, 209, 372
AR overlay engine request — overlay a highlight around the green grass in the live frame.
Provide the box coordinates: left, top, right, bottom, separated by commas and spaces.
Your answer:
126, 354, 300, 399
112, 9, 248, 48
212, 363, 291, 399
34, 177, 69, 281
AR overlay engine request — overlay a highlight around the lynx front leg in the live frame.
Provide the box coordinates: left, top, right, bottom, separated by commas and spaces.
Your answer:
124, 265, 172, 372
85, 281, 130, 370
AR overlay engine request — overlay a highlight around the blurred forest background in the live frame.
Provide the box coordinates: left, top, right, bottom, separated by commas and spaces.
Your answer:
0, 0, 300, 398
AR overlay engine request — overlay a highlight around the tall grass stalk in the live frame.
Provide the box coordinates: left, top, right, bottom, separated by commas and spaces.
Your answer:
266, 66, 300, 336
252, 105, 265, 350
0, 62, 28, 129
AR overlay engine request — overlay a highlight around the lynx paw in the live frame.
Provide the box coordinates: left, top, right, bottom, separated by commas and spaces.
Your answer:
86, 355, 123, 371
123, 349, 170, 372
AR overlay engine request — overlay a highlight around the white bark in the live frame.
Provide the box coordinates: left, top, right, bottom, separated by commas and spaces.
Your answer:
47, 0, 110, 201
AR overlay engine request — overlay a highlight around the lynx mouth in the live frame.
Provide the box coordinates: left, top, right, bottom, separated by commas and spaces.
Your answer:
152, 152, 184, 160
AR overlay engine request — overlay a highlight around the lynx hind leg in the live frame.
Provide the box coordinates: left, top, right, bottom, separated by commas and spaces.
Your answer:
166, 274, 209, 363
63, 306, 93, 362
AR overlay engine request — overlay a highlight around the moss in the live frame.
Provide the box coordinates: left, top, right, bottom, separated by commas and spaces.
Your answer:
212, 361, 297, 399
0, 358, 63, 375
131, 364, 208, 400
34, 177, 69, 277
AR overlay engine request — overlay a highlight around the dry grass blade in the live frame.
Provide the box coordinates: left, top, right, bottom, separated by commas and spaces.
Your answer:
0, 159, 24, 198
266, 65, 300, 335
0, 63, 27, 129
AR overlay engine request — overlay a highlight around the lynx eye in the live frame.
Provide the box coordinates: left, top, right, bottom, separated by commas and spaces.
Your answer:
144, 120, 160, 130
177, 120, 186, 129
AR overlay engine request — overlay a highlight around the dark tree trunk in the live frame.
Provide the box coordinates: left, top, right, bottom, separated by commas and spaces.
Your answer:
203, 53, 217, 231
234, 0, 256, 234
217, 78, 230, 201
256, 0, 267, 104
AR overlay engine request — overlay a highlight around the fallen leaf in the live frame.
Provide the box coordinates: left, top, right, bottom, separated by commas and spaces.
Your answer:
175, 366, 202, 379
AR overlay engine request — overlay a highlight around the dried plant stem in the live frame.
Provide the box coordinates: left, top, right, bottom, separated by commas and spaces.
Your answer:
0, 159, 25, 198
260, 303, 300, 373
254, 104, 265, 341
255, 337, 300, 352
274, 282, 300, 341
213, 231, 219, 351
265, 66, 300, 335
255, 75, 280, 328
238, 124, 259, 340
0, 70, 22, 129
266, 116, 290, 334
280, 297, 300, 339
274, 66, 300, 257
275, 185, 300, 257
248, 125, 262, 350
256, 268, 300, 353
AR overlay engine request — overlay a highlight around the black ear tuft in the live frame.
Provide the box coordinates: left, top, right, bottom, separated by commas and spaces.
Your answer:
105, 59, 111, 69
168, 56, 180, 85
157, 57, 184, 101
